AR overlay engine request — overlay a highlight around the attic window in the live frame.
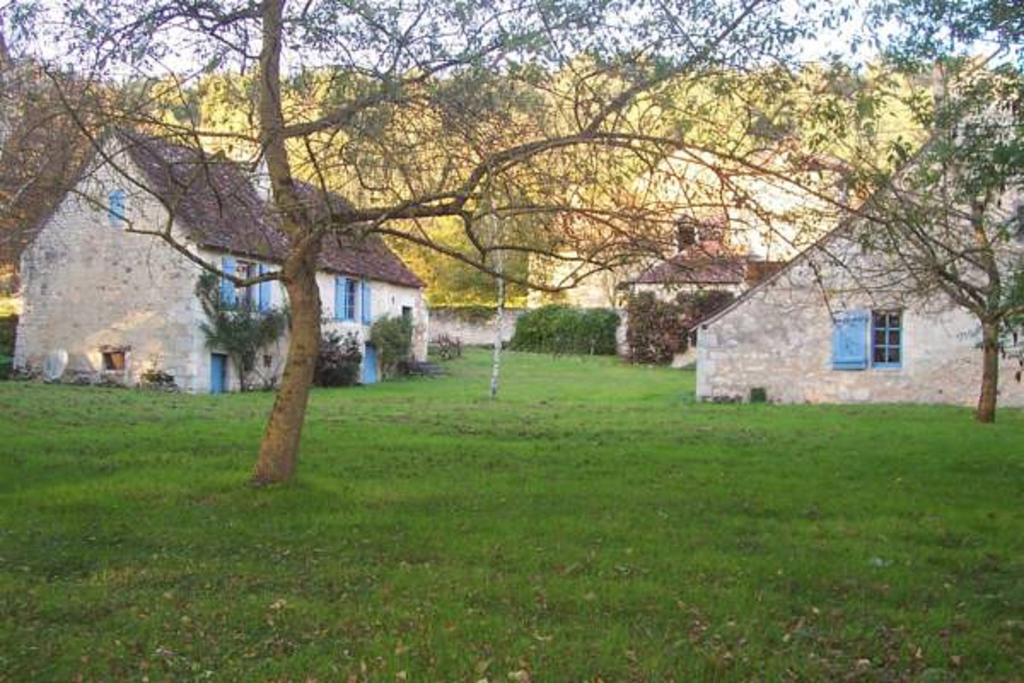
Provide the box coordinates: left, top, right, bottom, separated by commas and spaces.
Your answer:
101, 349, 127, 371
108, 189, 127, 227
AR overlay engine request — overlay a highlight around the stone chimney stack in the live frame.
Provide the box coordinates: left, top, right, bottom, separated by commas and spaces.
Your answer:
253, 156, 271, 202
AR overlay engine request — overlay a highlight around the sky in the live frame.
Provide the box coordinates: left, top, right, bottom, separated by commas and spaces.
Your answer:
10, 0, 884, 76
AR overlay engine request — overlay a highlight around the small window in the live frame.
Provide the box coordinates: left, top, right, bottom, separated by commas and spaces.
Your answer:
108, 189, 127, 227
871, 311, 902, 368
235, 260, 255, 307
263, 354, 273, 368
401, 306, 413, 323
256, 264, 273, 312
102, 350, 126, 371
220, 256, 237, 308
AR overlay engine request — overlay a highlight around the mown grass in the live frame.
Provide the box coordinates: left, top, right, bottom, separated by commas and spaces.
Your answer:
1, 350, 1022, 681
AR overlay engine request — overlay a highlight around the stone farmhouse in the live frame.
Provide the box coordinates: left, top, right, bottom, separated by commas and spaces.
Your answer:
13, 130, 428, 392
695, 215, 1024, 407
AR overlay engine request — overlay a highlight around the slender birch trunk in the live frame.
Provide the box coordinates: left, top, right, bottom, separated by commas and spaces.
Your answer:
490, 243, 505, 400
976, 319, 999, 423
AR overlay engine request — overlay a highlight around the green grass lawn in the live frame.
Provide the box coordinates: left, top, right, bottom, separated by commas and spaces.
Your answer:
1, 351, 1022, 681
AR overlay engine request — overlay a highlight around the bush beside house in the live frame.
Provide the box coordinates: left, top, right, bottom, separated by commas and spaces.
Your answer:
315, 331, 363, 387
0, 315, 16, 379
625, 290, 736, 365
370, 315, 414, 379
625, 293, 688, 364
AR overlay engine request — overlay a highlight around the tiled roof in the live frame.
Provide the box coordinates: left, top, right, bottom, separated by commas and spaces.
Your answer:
118, 130, 423, 288
632, 251, 746, 285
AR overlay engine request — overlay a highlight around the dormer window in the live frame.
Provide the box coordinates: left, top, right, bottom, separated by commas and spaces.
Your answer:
108, 189, 127, 227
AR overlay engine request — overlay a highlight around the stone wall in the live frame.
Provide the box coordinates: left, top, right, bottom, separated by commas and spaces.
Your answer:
696, 244, 1024, 407
428, 307, 525, 347
15, 156, 212, 391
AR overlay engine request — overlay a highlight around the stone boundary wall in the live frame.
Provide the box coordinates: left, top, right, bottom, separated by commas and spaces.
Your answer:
428, 307, 526, 346
432, 306, 642, 358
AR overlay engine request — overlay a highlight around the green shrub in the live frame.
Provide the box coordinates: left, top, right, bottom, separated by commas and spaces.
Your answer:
510, 305, 619, 355
625, 293, 686, 365
370, 315, 413, 379
315, 331, 363, 387
0, 316, 16, 380
0, 315, 16, 354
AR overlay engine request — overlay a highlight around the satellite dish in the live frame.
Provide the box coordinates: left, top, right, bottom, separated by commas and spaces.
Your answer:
42, 349, 68, 382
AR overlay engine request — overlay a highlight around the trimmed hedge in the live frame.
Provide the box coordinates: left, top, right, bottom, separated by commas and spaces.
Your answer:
510, 305, 619, 355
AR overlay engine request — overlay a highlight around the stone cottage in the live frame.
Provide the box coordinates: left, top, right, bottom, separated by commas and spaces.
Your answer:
695, 223, 1024, 407
14, 130, 428, 392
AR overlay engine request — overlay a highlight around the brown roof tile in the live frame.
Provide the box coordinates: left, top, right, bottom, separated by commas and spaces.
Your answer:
632, 251, 746, 285
118, 130, 423, 288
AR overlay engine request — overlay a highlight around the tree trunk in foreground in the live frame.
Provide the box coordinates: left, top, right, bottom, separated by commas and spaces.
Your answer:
976, 320, 999, 423
251, 247, 322, 484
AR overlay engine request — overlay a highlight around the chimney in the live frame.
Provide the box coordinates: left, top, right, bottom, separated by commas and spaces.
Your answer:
253, 156, 271, 202
675, 218, 697, 252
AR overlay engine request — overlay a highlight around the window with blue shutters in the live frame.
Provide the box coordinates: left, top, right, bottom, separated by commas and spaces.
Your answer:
335, 276, 357, 320
360, 280, 372, 324
220, 256, 237, 308
831, 309, 869, 370
108, 189, 127, 227
871, 311, 902, 368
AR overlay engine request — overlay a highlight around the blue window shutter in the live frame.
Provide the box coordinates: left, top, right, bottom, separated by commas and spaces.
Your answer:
361, 280, 372, 324
832, 310, 869, 370
108, 189, 126, 226
258, 264, 272, 311
220, 256, 237, 307
334, 276, 345, 320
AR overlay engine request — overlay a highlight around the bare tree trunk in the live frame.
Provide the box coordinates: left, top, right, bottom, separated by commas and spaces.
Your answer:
976, 320, 999, 423
490, 251, 505, 400
251, 247, 322, 484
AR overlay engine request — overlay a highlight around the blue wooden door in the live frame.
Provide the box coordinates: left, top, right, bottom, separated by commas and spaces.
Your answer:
210, 353, 228, 394
362, 344, 378, 384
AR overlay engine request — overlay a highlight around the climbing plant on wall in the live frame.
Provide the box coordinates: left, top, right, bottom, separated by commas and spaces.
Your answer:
195, 272, 287, 391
